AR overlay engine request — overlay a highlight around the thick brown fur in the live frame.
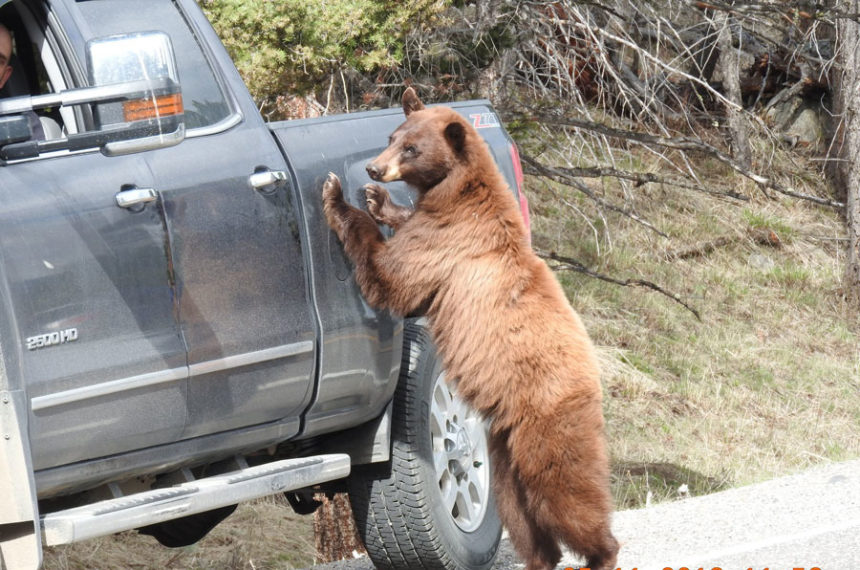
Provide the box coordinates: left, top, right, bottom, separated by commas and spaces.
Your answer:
322, 87, 619, 570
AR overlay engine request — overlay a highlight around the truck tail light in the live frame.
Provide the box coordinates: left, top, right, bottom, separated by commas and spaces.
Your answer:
123, 93, 184, 122
509, 142, 531, 243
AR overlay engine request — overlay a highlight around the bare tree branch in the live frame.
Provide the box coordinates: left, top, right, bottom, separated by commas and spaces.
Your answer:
531, 114, 845, 208
522, 155, 750, 202
536, 249, 703, 320
715, 9, 753, 170
693, 0, 860, 24
520, 154, 670, 237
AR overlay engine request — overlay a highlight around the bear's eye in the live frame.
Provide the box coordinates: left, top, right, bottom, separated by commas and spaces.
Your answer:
403, 145, 418, 156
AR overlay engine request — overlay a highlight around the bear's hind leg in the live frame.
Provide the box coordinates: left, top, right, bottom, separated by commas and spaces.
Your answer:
584, 531, 620, 570
490, 431, 561, 570
513, 414, 620, 570
532, 474, 619, 570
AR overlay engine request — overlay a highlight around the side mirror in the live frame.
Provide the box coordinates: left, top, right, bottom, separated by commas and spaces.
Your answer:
0, 31, 185, 160
87, 31, 185, 155
0, 116, 31, 145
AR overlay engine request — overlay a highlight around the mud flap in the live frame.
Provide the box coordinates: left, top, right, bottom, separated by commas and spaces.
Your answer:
0, 390, 41, 570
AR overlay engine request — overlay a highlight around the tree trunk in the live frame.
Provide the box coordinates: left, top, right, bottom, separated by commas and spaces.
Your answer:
474, 0, 507, 101
835, 0, 860, 300
715, 9, 752, 171
313, 492, 366, 564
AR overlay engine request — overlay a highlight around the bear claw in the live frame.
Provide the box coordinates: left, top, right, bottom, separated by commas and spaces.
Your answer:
364, 184, 388, 220
322, 173, 343, 202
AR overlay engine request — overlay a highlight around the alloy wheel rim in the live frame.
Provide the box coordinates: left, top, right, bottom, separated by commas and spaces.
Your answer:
429, 371, 491, 532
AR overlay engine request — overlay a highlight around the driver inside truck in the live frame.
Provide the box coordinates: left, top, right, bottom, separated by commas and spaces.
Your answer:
0, 21, 11, 88
0, 19, 45, 140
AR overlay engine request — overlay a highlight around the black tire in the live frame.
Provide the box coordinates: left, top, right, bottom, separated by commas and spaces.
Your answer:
348, 323, 501, 570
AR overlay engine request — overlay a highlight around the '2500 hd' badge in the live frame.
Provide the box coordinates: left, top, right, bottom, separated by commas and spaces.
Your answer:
26, 328, 79, 351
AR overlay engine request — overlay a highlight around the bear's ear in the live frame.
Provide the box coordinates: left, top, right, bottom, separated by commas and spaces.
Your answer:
402, 87, 425, 117
444, 121, 466, 156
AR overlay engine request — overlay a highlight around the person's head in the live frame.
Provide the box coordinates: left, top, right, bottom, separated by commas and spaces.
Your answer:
0, 22, 13, 90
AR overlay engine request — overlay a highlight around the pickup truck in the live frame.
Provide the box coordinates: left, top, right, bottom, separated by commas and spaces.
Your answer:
0, 0, 529, 569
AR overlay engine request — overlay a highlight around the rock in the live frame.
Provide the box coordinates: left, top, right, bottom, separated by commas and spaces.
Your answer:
748, 253, 775, 270
764, 95, 825, 148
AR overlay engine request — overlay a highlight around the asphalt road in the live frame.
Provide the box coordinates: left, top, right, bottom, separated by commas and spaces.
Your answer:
310, 459, 860, 570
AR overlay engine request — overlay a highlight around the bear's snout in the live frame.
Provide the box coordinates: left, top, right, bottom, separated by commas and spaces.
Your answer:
366, 162, 386, 181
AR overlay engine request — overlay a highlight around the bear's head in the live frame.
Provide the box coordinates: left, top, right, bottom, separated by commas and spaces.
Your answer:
366, 87, 471, 193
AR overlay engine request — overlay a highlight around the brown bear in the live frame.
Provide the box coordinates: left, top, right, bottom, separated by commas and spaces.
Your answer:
321, 88, 619, 570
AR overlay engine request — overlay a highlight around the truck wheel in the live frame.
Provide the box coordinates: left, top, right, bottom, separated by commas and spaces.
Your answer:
348, 323, 501, 570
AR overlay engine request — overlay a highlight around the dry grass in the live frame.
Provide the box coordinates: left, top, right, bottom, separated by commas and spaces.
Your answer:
527, 132, 859, 510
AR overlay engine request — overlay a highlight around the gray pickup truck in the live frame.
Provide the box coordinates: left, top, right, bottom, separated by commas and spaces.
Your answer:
0, 1, 529, 569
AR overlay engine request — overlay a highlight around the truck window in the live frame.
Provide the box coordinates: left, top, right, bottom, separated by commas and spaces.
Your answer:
1, 0, 69, 139
72, 0, 232, 130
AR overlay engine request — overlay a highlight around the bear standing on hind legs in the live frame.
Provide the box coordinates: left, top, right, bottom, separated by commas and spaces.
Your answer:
321, 88, 619, 570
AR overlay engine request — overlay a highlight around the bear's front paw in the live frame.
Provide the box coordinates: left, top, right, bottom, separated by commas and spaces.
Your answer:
364, 183, 391, 223
322, 172, 343, 203
322, 172, 347, 235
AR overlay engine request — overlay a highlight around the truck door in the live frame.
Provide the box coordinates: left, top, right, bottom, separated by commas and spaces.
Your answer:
0, 0, 187, 470
68, 0, 317, 440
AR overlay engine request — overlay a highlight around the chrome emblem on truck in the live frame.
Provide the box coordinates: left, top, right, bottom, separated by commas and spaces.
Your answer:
26, 328, 79, 351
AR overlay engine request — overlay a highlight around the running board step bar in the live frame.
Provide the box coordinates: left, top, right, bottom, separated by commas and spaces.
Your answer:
41, 454, 351, 546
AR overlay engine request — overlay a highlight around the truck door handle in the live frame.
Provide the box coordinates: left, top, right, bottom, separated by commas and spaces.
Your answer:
249, 170, 287, 193
115, 188, 158, 209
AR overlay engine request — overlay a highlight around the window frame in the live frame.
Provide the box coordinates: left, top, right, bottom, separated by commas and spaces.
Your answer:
60, 0, 242, 136
6, 0, 243, 151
